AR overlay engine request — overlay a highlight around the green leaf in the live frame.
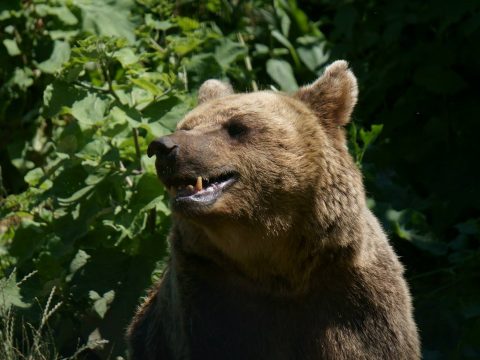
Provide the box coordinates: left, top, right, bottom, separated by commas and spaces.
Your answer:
214, 39, 246, 68
9, 219, 46, 263
131, 78, 162, 96
78, 0, 135, 43
271, 30, 300, 67
185, 53, 224, 86
35, 4, 78, 25
280, 12, 291, 37
71, 93, 109, 129
114, 47, 139, 67
58, 185, 94, 205
9, 68, 34, 90
297, 39, 329, 73
43, 80, 88, 117
0, 271, 30, 311
3, 39, 21, 56
266, 59, 298, 91
76, 138, 111, 162
359, 124, 383, 148
131, 172, 169, 214
89, 290, 115, 319
24, 168, 52, 190
176, 17, 200, 31
36, 40, 71, 74
69, 249, 91, 277
145, 14, 173, 30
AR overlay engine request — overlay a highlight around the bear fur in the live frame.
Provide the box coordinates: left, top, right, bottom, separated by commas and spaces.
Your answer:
127, 60, 420, 360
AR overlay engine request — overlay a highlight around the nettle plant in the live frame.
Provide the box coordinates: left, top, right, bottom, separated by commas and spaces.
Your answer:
0, 0, 333, 356
0, 10, 251, 357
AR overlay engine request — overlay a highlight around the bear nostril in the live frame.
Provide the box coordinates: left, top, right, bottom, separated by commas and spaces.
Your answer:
147, 137, 179, 158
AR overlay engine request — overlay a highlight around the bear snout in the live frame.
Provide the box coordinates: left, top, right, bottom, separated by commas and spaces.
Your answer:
147, 136, 179, 159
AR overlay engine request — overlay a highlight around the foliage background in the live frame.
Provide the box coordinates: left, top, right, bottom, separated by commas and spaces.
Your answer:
0, 0, 479, 359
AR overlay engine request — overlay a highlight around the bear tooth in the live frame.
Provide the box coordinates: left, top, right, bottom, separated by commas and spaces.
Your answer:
195, 176, 203, 191
170, 186, 177, 196
186, 185, 194, 192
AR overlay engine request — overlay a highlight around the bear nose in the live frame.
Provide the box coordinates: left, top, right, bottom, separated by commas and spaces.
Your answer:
147, 136, 179, 159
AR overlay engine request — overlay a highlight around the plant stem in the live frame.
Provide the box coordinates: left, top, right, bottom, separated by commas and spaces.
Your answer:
133, 128, 143, 172
237, 33, 258, 91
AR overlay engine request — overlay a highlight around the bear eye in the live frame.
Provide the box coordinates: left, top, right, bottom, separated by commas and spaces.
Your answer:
226, 121, 249, 139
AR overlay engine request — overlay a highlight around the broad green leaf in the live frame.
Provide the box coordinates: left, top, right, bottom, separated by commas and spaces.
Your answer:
77, 0, 136, 43
185, 53, 223, 86
254, 43, 269, 55
176, 17, 200, 31
157, 102, 190, 131
281, 13, 291, 36
43, 80, 88, 117
3, 38, 21, 56
10, 68, 34, 90
297, 42, 329, 73
214, 39, 246, 68
114, 47, 139, 67
266, 59, 298, 92
171, 36, 203, 57
37, 40, 71, 74
24, 168, 44, 187
0, 271, 30, 310
68, 250, 90, 279
35, 4, 78, 25
9, 219, 46, 263
110, 106, 140, 128
131, 172, 168, 214
132, 78, 162, 96
24, 168, 52, 190
145, 14, 174, 30
77, 139, 110, 162
71, 93, 109, 129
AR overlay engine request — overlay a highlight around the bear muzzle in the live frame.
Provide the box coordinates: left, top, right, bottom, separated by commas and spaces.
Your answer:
147, 135, 239, 210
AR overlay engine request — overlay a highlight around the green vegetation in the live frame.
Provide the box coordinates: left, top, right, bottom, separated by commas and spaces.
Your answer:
0, 0, 478, 358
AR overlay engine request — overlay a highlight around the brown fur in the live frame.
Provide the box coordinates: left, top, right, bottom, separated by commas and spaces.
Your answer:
127, 61, 420, 359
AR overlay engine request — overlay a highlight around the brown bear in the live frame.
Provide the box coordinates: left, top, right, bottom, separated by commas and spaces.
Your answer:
127, 60, 420, 360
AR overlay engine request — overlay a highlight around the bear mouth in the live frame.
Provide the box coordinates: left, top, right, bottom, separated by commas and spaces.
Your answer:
162, 171, 238, 206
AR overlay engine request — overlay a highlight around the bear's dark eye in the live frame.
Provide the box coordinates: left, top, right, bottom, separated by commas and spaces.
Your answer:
226, 121, 249, 139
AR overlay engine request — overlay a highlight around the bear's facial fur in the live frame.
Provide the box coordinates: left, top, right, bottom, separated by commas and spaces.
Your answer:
149, 61, 364, 287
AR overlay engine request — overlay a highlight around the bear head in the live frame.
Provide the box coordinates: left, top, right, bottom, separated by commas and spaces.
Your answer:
148, 61, 364, 286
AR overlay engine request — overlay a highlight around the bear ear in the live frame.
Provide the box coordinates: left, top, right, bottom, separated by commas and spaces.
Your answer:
294, 60, 358, 128
198, 79, 234, 104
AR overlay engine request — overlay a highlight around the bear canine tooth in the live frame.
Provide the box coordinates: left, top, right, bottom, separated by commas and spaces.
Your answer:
170, 186, 177, 196
186, 185, 194, 192
195, 176, 203, 191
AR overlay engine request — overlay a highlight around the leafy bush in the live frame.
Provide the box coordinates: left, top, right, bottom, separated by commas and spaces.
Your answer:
0, 0, 330, 357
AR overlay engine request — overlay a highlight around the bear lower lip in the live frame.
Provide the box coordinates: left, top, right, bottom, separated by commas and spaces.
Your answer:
172, 176, 237, 207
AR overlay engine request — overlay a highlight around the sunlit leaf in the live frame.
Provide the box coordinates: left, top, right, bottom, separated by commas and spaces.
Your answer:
266, 58, 298, 91
36, 40, 71, 74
